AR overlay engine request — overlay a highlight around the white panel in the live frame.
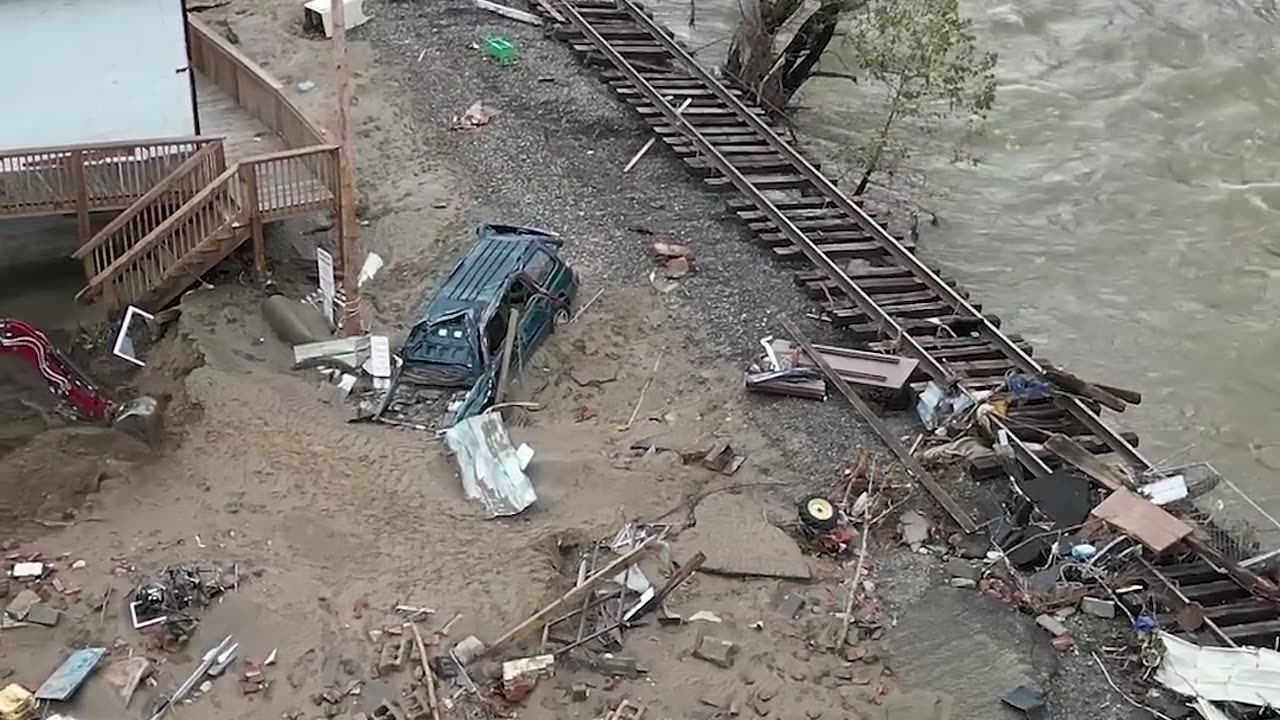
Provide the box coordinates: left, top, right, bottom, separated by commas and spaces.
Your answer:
0, 0, 196, 149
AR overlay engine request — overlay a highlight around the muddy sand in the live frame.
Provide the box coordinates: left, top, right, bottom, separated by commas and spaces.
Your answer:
0, 1, 1147, 718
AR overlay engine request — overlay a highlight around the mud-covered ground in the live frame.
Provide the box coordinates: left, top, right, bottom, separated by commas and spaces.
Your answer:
0, 0, 1156, 718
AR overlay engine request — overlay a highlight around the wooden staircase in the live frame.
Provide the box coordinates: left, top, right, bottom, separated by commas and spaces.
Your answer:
0, 137, 339, 312
0, 15, 343, 313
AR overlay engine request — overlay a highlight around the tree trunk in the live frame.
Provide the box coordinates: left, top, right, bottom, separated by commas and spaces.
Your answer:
725, 0, 864, 111
759, 2, 841, 108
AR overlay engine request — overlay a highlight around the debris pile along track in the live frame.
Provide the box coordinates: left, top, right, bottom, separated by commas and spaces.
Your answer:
1146, 556, 1280, 646
531, 0, 1141, 476
528, 0, 1280, 645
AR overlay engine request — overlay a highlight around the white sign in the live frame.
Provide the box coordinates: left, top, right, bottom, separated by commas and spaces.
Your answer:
316, 247, 336, 328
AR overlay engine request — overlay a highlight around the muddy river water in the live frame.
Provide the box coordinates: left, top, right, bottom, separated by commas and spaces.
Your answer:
643, 0, 1280, 525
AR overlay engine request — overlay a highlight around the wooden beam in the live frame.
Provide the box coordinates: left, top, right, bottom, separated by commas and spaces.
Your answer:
332, 0, 362, 336
238, 164, 265, 275
486, 532, 663, 655
779, 317, 978, 533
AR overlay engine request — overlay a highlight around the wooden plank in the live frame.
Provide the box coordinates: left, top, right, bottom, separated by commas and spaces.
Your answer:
707, 174, 810, 191
486, 533, 664, 655
1091, 487, 1192, 552
772, 241, 889, 261
780, 317, 978, 533
1043, 434, 1128, 491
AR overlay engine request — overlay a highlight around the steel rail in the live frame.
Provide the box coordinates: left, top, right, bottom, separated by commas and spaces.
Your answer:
558, 0, 1059, 483
613, 0, 1150, 473
553, 0, 1039, 529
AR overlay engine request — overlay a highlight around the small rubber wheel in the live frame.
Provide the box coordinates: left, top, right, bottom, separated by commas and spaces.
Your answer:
799, 495, 838, 531
554, 308, 571, 326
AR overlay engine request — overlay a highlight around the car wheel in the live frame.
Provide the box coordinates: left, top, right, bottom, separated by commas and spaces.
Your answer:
554, 308, 571, 326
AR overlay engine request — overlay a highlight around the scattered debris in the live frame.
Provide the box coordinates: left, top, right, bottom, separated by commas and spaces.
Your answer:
625, 99, 692, 172
453, 636, 486, 665
483, 34, 517, 65
150, 635, 235, 720
112, 305, 156, 367
297, 80, 317, 92
700, 440, 746, 476
502, 655, 554, 691
9, 563, 43, 579
649, 242, 696, 280
444, 412, 537, 517
104, 657, 152, 707
472, 0, 541, 26
0, 684, 33, 720
35, 648, 106, 701
899, 511, 930, 549
1034, 614, 1069, 637
1080, 597, 1115, 619
302, 0, 370, 37
915, 381, 975, 431
688, 611, 722, 624
1002, 685, 1048, 720
24, 605, 60, 627
6, 589, 39, 621
130, 563, 236, 638
451, 101, 495, 130
692, 635, 737, 668
1091, 487, 1192, 552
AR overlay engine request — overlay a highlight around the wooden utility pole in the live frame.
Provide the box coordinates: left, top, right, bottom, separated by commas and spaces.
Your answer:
331, 0, 362, 336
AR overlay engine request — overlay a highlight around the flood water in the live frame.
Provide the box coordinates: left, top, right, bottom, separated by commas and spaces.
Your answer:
643, 0, 1280, 526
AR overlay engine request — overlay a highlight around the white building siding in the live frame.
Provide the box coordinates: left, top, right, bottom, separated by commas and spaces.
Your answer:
0, 0, 196, 149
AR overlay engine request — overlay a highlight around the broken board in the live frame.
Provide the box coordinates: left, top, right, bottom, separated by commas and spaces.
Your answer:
1091, 487, 1192, 552
677, 493, 811, 580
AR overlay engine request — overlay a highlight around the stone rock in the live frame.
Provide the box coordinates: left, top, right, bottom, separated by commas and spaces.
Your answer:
945, 557, 982, 581
693, 636, 738, 668
949, 578, 977, 589
899, 511, 930, 548
1081, 596, 1116, 619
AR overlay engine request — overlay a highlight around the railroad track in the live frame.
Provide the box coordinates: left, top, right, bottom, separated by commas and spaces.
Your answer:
526, 0, 1280, 646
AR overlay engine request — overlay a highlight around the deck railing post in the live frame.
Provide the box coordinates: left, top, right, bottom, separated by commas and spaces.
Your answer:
238, 162, 265, 275
68, 150, 92, 252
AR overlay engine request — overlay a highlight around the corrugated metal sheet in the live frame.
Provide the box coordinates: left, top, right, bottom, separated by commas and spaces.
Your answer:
1155, 631, 1280, 708
444, 412, 536, 517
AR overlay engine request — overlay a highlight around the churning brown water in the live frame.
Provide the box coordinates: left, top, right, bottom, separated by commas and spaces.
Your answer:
645, 0, 1280, 526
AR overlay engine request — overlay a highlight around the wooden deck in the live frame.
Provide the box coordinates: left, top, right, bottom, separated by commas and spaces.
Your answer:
195, 72, 287, 164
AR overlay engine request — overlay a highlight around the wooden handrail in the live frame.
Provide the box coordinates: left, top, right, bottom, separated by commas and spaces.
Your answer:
73, 141, 224, 260
0, 135, 223, 159
81, 165, 242, 293
241, 145, 340, 164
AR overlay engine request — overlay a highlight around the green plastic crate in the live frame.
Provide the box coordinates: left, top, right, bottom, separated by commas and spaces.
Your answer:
483, 35, 517, 65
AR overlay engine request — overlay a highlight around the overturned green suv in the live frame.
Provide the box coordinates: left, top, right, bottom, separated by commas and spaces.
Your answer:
380, 224, 579, 429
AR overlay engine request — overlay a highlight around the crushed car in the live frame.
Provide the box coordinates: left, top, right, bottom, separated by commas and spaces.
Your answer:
375, 224, 578, 430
